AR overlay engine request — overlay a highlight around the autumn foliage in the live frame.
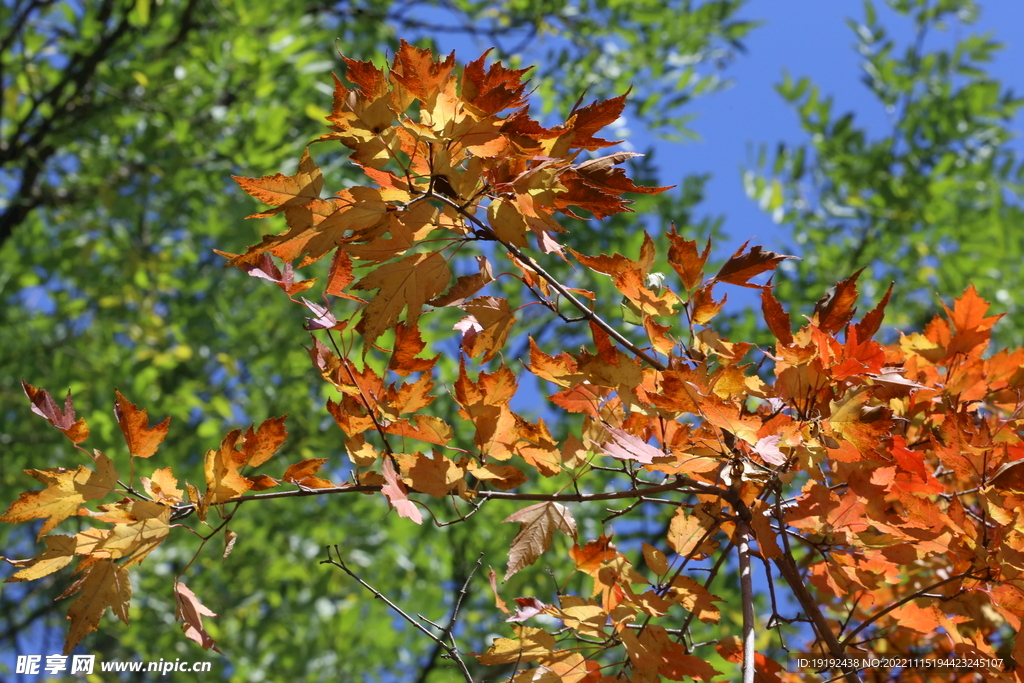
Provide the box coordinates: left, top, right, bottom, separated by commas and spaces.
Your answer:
6, 40, 1024, 682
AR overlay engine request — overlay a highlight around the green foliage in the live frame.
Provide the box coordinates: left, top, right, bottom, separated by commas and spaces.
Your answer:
1, 1, 749, 679
746, 0, 1024, 343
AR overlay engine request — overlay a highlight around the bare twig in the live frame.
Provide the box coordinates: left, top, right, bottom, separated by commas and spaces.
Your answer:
322, 545, 475, 683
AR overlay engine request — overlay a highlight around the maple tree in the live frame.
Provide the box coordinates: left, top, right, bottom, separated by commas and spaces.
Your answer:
5, 39, 1024, 683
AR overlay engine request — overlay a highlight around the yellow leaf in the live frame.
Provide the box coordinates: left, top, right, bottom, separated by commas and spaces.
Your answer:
59, 560, 132, 654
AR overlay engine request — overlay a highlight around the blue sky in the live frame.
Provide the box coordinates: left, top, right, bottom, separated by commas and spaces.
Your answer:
665, 0, 1023, 255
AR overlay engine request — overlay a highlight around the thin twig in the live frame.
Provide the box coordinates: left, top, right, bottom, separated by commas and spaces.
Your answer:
322, 545, 474, 683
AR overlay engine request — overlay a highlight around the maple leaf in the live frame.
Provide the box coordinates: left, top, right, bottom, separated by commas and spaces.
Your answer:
761, 287, 794, 346
570, 535, 618, 576
504, 502, 577, 580
599, 427, 664, 465
667, 506, 719, 559
352, 250, 451, 346
712, 241, 795, 289
461, 48, 532, 115
59, 559, 132, 654
76, 500, 171, 567
140, 467, 183, 506
22, 381, 90, 444
1, 452, 117, 538
468, 462, 528, 490
666, 228, 712, 292
381, 456, 423, 524
232, 147, 323, 213
175, 582, 221, 652
203, 430, 252, 504
476, 625, 559, 665
812, 268, 864, 334
641, 625, 722, 681
239, 415, 288, 468
665, 575, 723, 624
211, 250, 317, 296
283, 458, 335, 489
113, 390, 170, 458
457, 296, 517, 362
3, 534, 77, 583
395, 450, 461, 497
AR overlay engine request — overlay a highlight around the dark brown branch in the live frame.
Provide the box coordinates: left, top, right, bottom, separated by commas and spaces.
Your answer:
225, 476, 724, 507
772, 513, 860, 683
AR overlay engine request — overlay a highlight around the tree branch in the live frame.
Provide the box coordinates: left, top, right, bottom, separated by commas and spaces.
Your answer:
322, 545, 475, 683
425, 192, 667, 371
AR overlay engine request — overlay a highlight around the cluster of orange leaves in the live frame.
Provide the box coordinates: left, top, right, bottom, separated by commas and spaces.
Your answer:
6, 40, 1024, 682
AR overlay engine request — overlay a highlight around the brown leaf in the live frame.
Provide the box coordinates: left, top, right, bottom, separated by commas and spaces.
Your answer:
690, 283, 726, 325
457, 296, 517, 362
22, 381, 90, 444
749, 499, 781, 560
504, 502, 577, 580
232, 147, 322, 212
222, 530, 238, 562
760, 287, 794, 346
666, 575, 723, 623
353, 250, 451, 345
813, 268, 864, 334
113, 389, 170, 458
396, 450, 461, 498
854, 281, 894, 340
325, 249, 358, 298
174, 582, 221, 652
429, 256, 494, 308
488, 567, 511, 614
488, 198, 530, 247
569, 535, 617, 575
387, 323, 439, 376
468, 462, 528, 490
667, 228, 711, 291
203, 430, 251, 505
712, 241, 795, 289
